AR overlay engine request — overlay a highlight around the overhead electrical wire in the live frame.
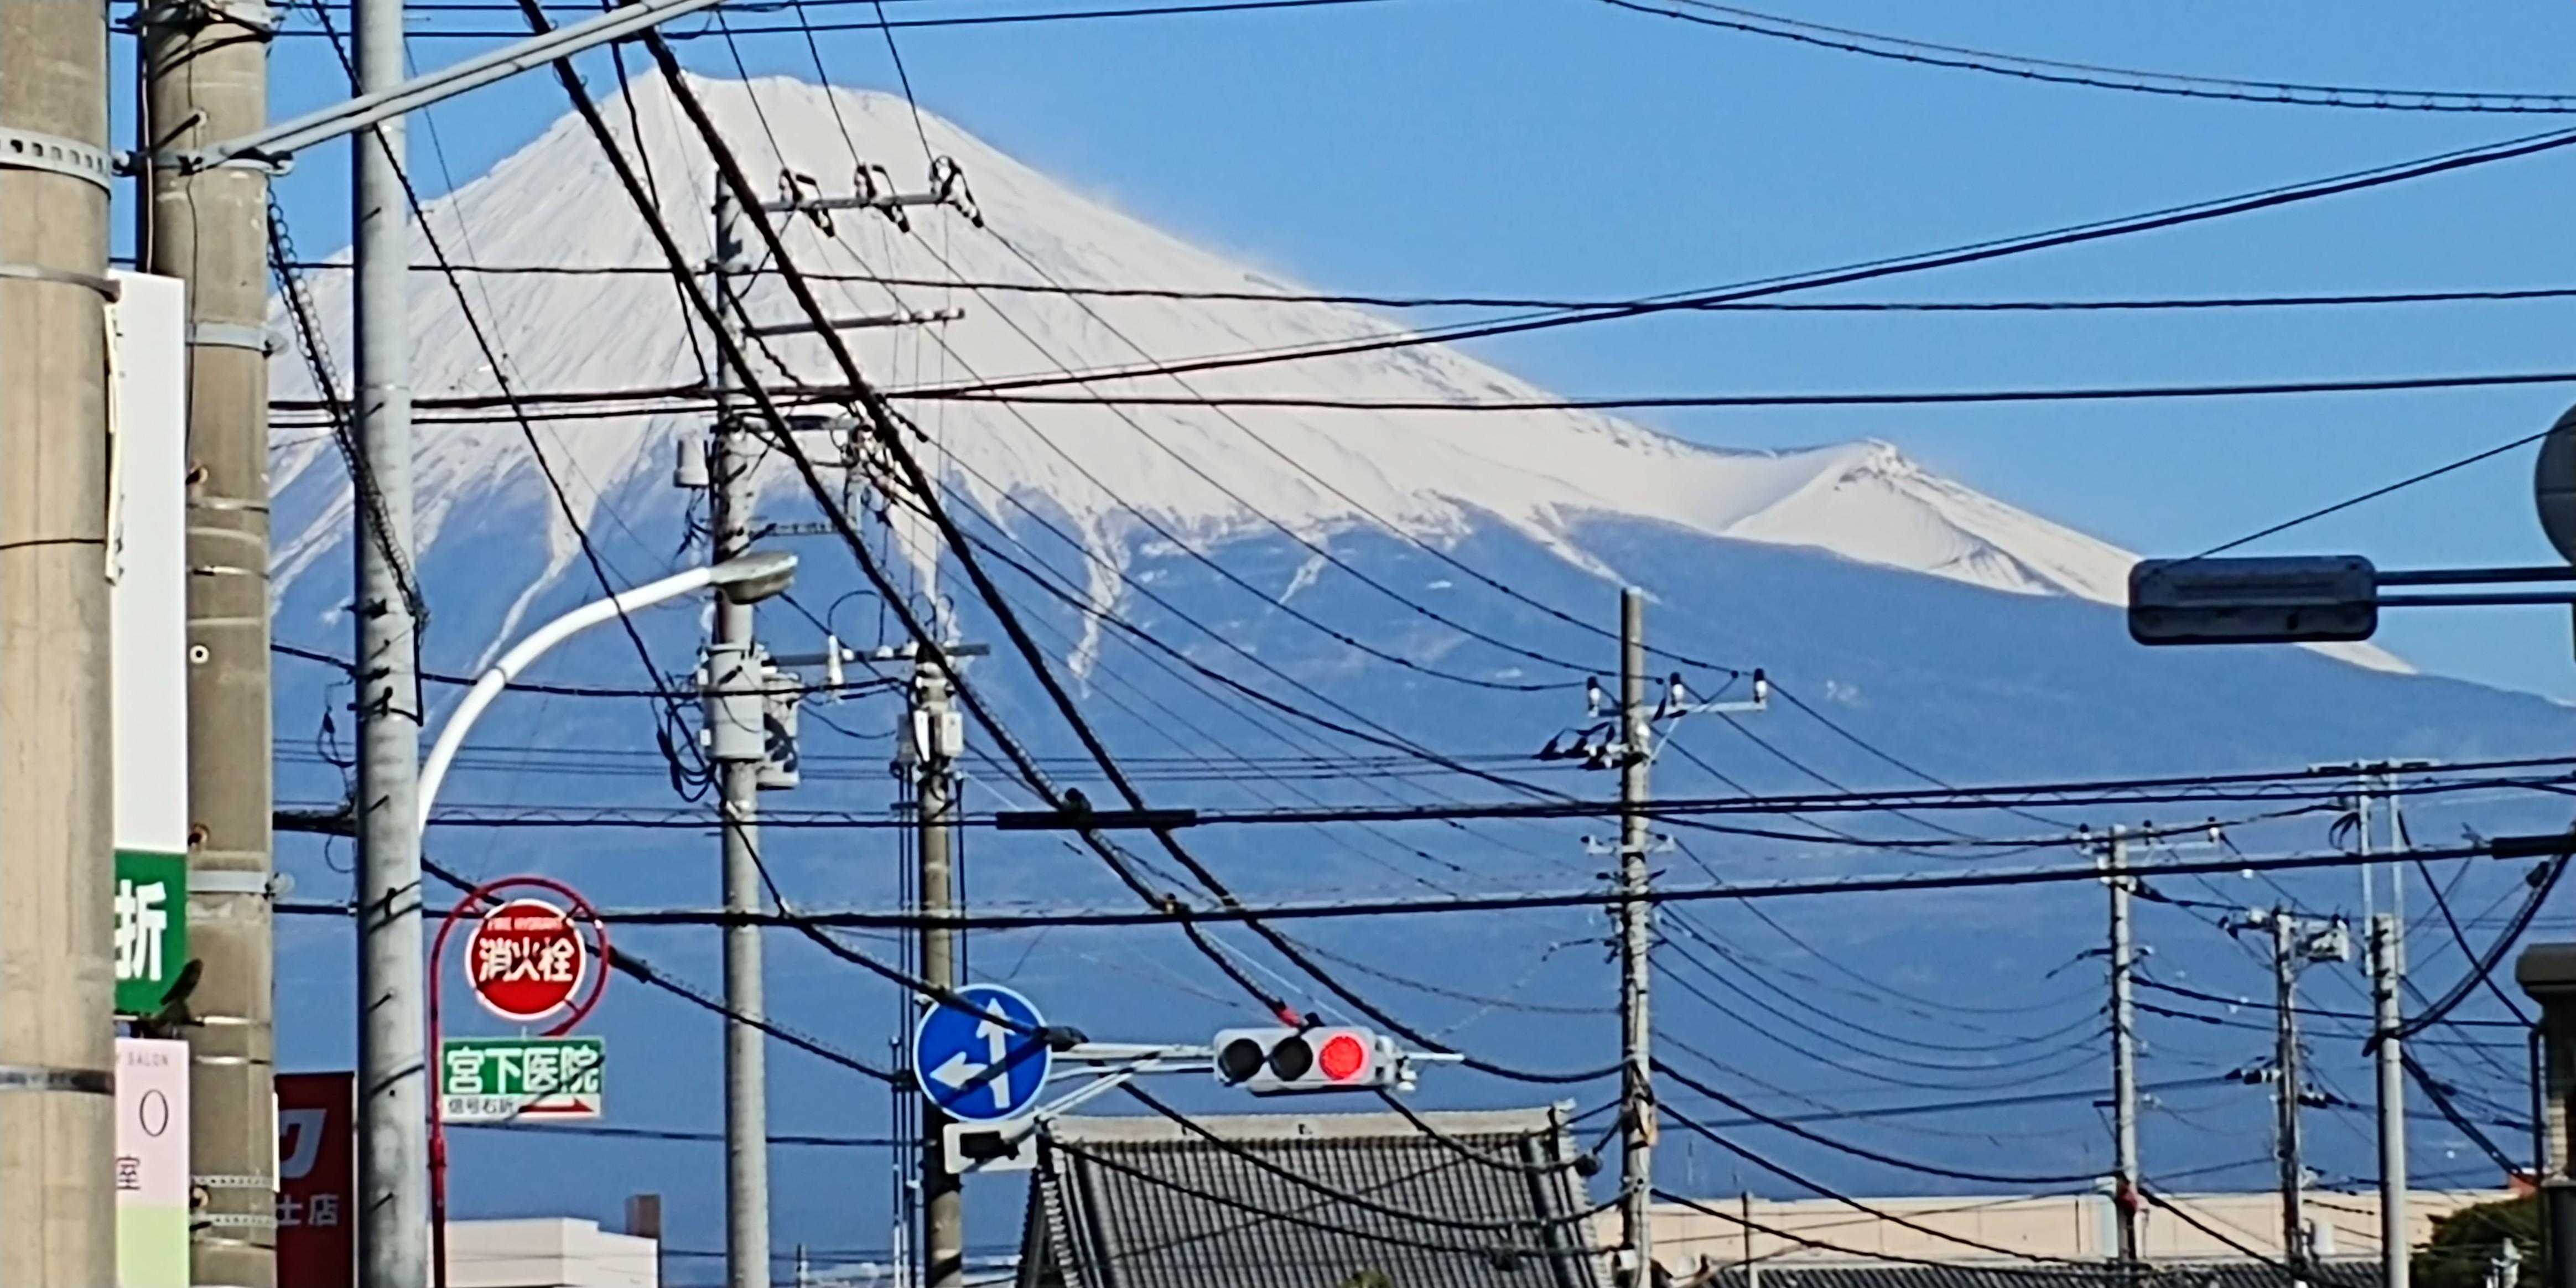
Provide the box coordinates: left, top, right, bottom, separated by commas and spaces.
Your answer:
280, 761, 2576, 834
1653, 1060, 2104, 1186
883, 123, 2576, 394
1597, 0, 2576, 115
259, 118, 2576, 431
2385, 851, 2569, 1047
1043, 1136, 1603, 1261
2137, 1183, 2292, 1267
1663, 911, 2104, 1049
906, 366, 2576, 412
1654, 1103, 2109, 1267
263, 263, 2576, 316
412, 854, 899, 1082
2415, 853, 2538, 1025
1115, 1084, 1616, 1230
272, 0, 1415, 38
1674, 849, 2101, 1017
870, 224, 1613, 690
1657, 951, 2111, 1094
269, 834, 2556, 931
1650, 1189, 2120, 1277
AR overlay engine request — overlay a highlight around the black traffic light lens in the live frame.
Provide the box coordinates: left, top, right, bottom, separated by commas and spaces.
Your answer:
1218, 1037, 1266, 1084
1269, 1035, 1313, 1082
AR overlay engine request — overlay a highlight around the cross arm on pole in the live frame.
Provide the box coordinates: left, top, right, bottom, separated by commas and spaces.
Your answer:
174, 0, 734, 169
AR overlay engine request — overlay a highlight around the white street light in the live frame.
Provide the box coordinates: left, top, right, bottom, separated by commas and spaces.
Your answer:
417, 550, 797, 832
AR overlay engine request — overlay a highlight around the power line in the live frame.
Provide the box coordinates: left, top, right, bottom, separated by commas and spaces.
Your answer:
908, 365, 2576, 411
446, 1121, 903, 1147
272, 0, 1415, 37
1599, 0, 2576, 115
1043, 1135, 1603, 1261
877, 123, 2576, 394
264, 263, 2576, 315
2137, 975, 2527, 1029
2193, 425, 2563, 558
882, 221, 1612, 688
1655, 1102, 2107, 1266
2389, 851, 2569, 1047
1653, 1060, 2107, 1185
1115, 1084, 1614, 1232
271, 835, 2562, 930
1651, 1188, 2123, 1277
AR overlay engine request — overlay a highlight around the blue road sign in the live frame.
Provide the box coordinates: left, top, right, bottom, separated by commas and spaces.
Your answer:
910, 983, 1052, 1123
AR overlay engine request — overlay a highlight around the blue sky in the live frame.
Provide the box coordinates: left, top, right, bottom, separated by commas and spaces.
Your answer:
239, 0, 2576, 698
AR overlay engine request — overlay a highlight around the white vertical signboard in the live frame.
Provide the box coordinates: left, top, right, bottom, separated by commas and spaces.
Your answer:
107, 269, 190, 853
115, 1037, 191, 1287
106, 272, 193, 1019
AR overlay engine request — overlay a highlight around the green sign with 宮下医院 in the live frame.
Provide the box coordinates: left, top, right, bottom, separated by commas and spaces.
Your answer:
113, 850, 188, 1017
440, 1036, 605, 1124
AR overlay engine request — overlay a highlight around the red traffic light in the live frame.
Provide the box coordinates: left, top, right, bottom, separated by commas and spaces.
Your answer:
1210, 1025, 1389, 1094
1317, 1031, 1369, 1082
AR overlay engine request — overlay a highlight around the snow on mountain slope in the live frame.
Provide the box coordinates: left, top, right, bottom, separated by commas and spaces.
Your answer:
266, 71, 2406, 671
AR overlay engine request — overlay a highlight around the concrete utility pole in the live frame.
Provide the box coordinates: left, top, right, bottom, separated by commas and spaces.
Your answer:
2106, 827, 2143, 1265
0, 0, 117, 1277
138, 0, 278, 1271
351, 0, 428, 1273
2513, 944, 2576, 1288
1617, 587, 1656, 1285
913, 658, 963, 1288
2372, 913, 2408, 1288
706, 178, 775, 1288
2272, 911, 2308, 1271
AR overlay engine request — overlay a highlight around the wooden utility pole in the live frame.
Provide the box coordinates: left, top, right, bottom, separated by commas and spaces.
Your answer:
138, 0, 278, 1274
0, 0, 118, 1276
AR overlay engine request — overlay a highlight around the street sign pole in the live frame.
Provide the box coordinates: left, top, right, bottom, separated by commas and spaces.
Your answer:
424, 877, 609, 1288
912, 984, 1055, 1128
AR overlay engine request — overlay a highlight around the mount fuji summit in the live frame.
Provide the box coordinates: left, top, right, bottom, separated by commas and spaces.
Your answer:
262, 73, 2568, 1259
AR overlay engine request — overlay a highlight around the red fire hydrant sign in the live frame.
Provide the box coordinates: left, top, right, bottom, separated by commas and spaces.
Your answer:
464, 897, 587, 1022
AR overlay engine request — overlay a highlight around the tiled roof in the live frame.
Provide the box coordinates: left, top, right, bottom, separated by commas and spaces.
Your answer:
1017, 1105, 1608, 1288
1685, 1261, 2383, 1288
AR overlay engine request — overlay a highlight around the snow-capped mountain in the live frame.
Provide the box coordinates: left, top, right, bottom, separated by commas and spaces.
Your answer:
257, 72, 2569, 1256
268, 71, 2407, 668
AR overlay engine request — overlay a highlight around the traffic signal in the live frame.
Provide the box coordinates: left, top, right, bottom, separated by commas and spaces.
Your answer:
1211, 1026, 1394, 1095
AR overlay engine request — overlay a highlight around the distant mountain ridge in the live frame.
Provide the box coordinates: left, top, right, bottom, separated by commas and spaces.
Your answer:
263, 71, 2404, 669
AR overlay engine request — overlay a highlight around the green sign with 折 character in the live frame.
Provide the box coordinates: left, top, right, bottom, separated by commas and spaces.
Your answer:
439, 1036, 605, 1124
109, 273, 193, 1023
113, 850, 188, 1017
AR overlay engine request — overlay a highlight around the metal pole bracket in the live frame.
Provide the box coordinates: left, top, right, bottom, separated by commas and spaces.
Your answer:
0, 262, 122, 300
0, 127, 116, 192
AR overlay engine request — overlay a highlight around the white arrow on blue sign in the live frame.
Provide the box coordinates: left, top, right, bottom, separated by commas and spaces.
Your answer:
910, 983, 1052, 1123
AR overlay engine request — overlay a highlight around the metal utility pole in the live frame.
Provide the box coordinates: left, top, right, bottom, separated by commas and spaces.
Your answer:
0, 0, 117, 1276
1617, 587, 1656, 1285
138, 0, 278, 1273
2106, 827, 2143, 1265
2372, 912, 2409, 1288
352, 0, 429, 1261
706, 179, 774, 1288
2272, 911, 2309, 1271
913, 658, 964, 1288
